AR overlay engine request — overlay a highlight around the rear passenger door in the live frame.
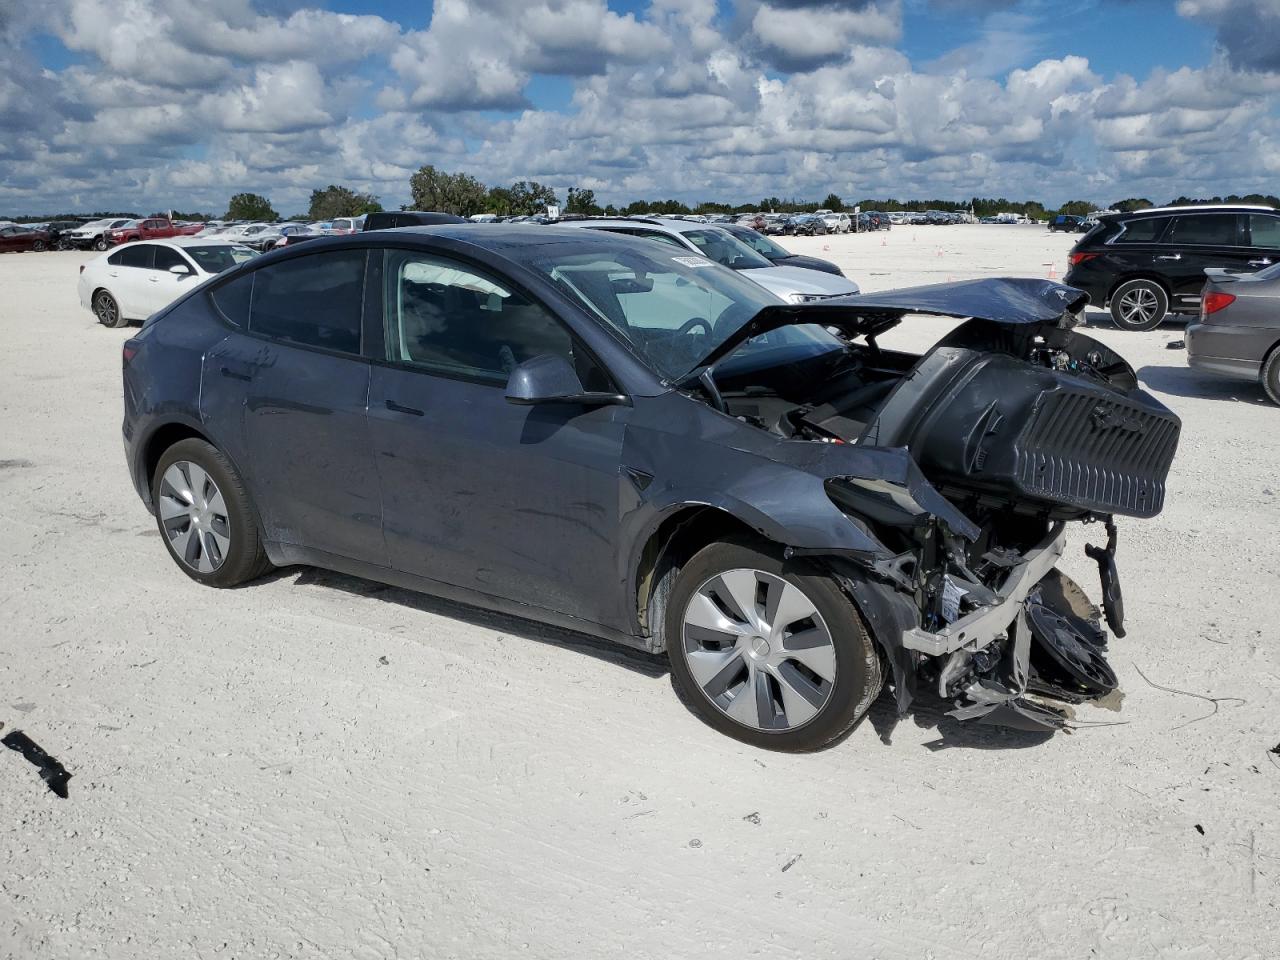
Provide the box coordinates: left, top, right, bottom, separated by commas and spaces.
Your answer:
1161, 213, 1252, 308
108, 244, 156, 319
199, 249, 387, 566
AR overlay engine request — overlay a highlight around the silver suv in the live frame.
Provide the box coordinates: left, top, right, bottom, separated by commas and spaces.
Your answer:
563, 218, 859, 302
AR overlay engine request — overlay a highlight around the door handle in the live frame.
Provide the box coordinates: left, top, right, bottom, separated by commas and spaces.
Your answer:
1248, 258, 1272, 267
148, 276, 160, 283
384, 399, 424, 416
219, 364, 253, 382
1154, 254, 1182, 261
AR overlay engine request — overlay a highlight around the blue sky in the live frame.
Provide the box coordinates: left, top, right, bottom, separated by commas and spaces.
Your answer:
2, 0, 1278, 214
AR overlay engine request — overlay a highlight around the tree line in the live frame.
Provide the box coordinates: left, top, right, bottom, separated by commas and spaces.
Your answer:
8, 180, 1280, 224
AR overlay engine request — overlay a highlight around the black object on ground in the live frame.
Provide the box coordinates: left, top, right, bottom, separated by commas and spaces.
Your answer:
2, 729, 72, 798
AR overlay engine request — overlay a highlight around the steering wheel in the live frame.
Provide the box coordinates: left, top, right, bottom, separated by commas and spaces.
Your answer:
677, 317, 712, 337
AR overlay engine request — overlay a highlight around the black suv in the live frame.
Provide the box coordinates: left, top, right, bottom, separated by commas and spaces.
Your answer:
1064, 205, 1280, 330
1048, 215, 1086, 233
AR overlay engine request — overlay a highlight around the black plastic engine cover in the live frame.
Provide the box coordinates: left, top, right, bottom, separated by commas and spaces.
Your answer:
864, 347, 1180, 518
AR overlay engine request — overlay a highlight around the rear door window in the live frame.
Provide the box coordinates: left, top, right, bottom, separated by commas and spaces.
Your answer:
1113, 217, 1170, 243
249, 249, 366, 354
1247, 214, 1280, 248
1167, 214, 1239, 246
118, 244, 153, 268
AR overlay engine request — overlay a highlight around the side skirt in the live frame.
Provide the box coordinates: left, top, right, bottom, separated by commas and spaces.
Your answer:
264, 541, 654, 654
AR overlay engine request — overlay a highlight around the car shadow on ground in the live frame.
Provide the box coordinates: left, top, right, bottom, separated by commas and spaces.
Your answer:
269, 566, 1069, 749
281, 565, 668, 679
865, 691, 1057, 751
1076, 308, 1188, 332
1137, 364, 1270, 405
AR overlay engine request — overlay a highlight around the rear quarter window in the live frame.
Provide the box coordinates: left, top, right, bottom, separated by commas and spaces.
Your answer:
209, 272, 253, 327
1248, 214, 1280, 248
1113, 217, 1171, 244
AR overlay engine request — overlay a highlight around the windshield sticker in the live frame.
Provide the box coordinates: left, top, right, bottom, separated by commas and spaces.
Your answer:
672, 256, 714, 268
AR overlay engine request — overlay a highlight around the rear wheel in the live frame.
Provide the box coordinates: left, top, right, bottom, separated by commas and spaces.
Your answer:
1109, 279, 1168, 331
152, 439, 271, 587
666, 538, 882, 751
1262, 346, 1280, 406
93, 290, 128, 328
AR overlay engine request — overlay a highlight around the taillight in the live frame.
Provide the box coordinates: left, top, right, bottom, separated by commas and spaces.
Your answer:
1069, 252, 1099, 266
1201, 291, 1236, 317
122, 340, 139, 364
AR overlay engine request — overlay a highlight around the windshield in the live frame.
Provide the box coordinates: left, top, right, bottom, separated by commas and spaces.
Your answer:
530, 246, 841, 380
728, 228, 789, 259
679, 228, 774, 270
185, 245, 258, 273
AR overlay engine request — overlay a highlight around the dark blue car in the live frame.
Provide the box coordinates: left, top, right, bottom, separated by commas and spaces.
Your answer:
122, 226, 1178, 749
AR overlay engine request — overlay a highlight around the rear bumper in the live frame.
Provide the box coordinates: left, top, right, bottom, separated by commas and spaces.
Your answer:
1062, 268, 1107, 306
1186, 322, 1273, 381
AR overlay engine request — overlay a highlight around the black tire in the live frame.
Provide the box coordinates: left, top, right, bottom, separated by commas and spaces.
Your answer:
33, 240, 47, 252
93, 290, 128, 328
1109, 279, 1169, 331
94, 236, 109, 251
666, 538, 883, 751
1262, 345, 1280, 406
152, 438, 272, 588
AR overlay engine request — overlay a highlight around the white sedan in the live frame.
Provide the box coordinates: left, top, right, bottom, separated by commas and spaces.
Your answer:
78, 238, 257, 328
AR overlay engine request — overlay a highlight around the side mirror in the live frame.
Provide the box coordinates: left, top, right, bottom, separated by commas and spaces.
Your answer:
504, 354, 627, 407
169, 264, 193, 276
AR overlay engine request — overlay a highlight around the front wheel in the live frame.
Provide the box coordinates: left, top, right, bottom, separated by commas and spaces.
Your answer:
1109, 279, 1169, 331
152, 439, 272, 587
94, 236, 109, 251
33, 240, 47, 252
666, 538, 883, 751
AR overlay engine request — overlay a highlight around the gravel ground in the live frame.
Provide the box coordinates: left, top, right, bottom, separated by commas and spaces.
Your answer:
2, 225, 1277, 960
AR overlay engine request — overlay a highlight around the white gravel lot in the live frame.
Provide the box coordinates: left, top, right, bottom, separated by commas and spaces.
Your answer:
1, 225, 1277, 960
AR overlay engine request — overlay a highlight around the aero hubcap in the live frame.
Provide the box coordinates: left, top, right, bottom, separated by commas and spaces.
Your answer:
158, 461, 230, 573
681, 568, 836, 732
1119, 288, 1158, 324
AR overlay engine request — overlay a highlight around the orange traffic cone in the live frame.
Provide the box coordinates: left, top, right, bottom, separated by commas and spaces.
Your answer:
1044, 262, 1057, 279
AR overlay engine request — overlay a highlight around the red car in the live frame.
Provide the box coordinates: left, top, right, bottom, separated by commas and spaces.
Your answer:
109, 218, 204, 245
0, 225, 51, 252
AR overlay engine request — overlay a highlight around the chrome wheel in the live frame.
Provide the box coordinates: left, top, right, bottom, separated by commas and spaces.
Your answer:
681, 568, 836, 732
158, 461, 230, 573
1117, 287, 1160, 326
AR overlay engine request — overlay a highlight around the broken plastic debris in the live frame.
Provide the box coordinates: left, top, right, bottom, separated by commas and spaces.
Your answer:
2, 729, 71, 798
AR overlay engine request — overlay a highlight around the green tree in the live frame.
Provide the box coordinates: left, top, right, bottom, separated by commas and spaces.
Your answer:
308, 184, 383, 220
821, 193, 844, 211
508, 180, 559, 216
225, 193, 278, 221
565, 186, 602, 215
408, 165, 490, 217
1112, 198, 1154, 212
1057, 200, 1098, 217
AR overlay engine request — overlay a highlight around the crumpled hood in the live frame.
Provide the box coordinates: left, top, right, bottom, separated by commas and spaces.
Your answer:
692, 277, 1089, 370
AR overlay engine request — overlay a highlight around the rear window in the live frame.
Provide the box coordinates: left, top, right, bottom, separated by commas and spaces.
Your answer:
1168, 214, 1238, 246
248, 249, 365, 354
1113, 217, 1170, 244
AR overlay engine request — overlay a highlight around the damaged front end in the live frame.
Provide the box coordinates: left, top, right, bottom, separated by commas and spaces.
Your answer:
689, 278, 1181, 731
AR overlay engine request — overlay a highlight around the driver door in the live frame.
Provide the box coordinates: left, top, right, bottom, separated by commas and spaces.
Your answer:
365, 248, 632, 628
